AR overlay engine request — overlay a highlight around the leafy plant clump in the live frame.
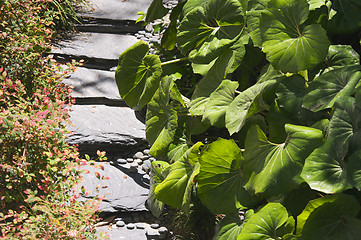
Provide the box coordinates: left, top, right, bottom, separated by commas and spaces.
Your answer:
116, 0, 361, 239
0, 0, 106, 239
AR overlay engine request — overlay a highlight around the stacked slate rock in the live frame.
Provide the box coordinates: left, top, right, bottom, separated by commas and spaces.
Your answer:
51, 0, 178, 239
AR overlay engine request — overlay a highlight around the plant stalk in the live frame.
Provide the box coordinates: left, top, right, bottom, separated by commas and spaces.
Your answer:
161, 57, 188, 66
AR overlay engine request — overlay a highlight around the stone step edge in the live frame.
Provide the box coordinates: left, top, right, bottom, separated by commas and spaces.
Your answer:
75, 17, 143, 34
74, 97, 127, 107
53, 53, 118, 71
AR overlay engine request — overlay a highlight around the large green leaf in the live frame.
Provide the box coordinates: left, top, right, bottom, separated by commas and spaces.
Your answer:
115, 41, 162, 110
327, 0, 361, 34
301, 141, 352, 194
154, 142, 203, 211
301, 97, 361, 193
303, 66, 361, 112
145, 0, 169, 23
202, 80, 239, 127
243, 124, 324, 196
189, 50, 234, 115
197, 138, 256, 214
177, 0, 244, 64
242, 0, 269, 47
325, 45, 360, 69
146, 76, 178, 157
225, 80, 277, 135
238, 203, 294, 240
328, 96, 361, 154
182, 0, 210, 16
298, 194, 361, 240
260, 0, 330, 73
346, 150, 361, 191
147, 161, 170, 218
276, 75, 306, 115
161, 1, 185, 50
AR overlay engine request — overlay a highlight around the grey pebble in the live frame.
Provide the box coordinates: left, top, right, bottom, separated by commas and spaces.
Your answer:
145, 32, 153, 37
138, 169, 147, 175
151, 223, 160, 229
134, 151, 144, 159
117, 158, 127, 164
135, 159, 143, 165
142, 160, 152, 173
145, 24, 153, 32
115, 220, 125, 227
140, 37, 149, 41
158, 226, 168, 234
149, 157, 156, 162
138, 30, 146, 35
143, 149, 150, 155
150, 37, 159, 43
136, 223, 146, 229
146, 228, 158, 236
126, 158, 134, 163
126, 223, 135, 229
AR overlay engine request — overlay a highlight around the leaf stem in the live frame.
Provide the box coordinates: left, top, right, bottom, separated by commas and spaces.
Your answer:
161, 57, 188, 66
235, 90, 242, 94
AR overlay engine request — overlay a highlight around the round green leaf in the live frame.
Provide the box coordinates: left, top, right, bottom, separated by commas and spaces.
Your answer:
190, 50, 235, 115
243, 0, 270, 47
298, 194, 361, 240
145, 0, 169, 23
177, 0, 244, 64
197, 138, 256, 214
325, 45, 360, 69
115, 41, 162, 110
347, 150, 361, 191
260, 0, 330, 73
303, 66, 361, 112
276, 75, 306, 115
238, 203, 294, 240
328, 96, 361, 154
225, 80, 277, 135
203, 80, 239, 127
154, 143, 203, 211
301, 141, 352, 194
244, 124, 324, 196
146, 76, 178, 157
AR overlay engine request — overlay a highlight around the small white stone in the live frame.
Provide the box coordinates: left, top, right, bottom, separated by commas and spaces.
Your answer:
126, 223, 135, 229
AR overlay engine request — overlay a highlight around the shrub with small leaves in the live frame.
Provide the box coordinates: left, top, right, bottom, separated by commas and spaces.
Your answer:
0, 0, 107, 239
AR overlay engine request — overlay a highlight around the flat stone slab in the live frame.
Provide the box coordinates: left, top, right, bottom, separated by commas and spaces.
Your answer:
63, 67, 119, 99
81, 0, 153, 21
67, 105, 146, 154
79, 162, 149, 213
53, 32, 138, 60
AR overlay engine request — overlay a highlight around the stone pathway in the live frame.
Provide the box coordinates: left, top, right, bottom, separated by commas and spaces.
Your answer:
52, 0, 177, 239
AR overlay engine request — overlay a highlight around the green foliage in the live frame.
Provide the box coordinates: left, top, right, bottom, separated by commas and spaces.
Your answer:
116, 0, 361, 239
0, 0, 103, 238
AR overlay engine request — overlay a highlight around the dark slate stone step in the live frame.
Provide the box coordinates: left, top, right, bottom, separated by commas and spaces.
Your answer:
76, 18, 142, 34
80, 0, 153, 21
66, 105, 147, 155
78, 162, 149, 213
63, 67, 120, 100
52, 32, 138, 61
